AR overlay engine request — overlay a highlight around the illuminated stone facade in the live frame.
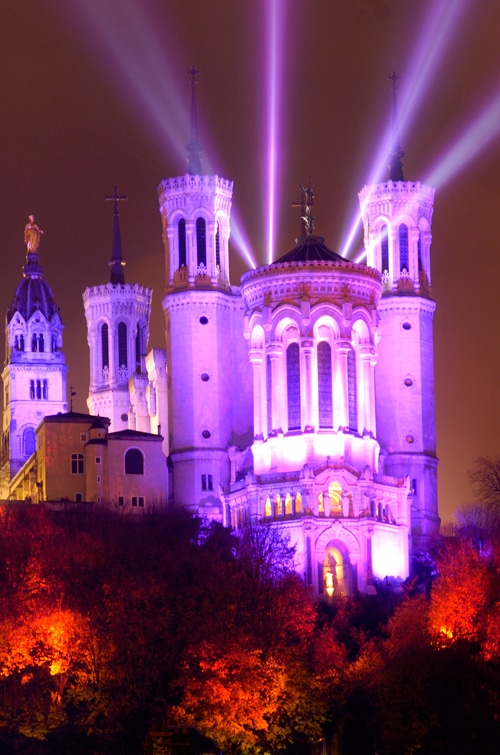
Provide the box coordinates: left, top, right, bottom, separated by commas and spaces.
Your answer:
9, 411, 167, 510
158, 168, 439, 595
1, 168, 439, 595
0, 225, 67, 496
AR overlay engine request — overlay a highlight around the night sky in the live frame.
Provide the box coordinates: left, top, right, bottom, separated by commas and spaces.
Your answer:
2, 0, 500, 522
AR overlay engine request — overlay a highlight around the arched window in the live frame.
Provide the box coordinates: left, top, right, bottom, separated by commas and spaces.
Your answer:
125, 448, 144, 475
135, 328, 141, 372
317, 341, 333, 428
101, 324, 109, 369
71, 453, 84, 474
196, 217, 206, 267
31, 334, 37, 352
215, 223, 221, 268
42, 379, 48, 399
380, 224, 389, 273
417, 235, 423, 271
266, 355, 272, 435
347, 347, 358, 432
399, 223, 409, 272
118, 322, 127, 369
38, 334, 44, 352
23, 427, 36, 457
178, 218, 187, 267
286, 342, 301, 431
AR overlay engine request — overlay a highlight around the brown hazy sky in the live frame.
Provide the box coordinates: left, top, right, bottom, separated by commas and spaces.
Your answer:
2, 0, 500, 521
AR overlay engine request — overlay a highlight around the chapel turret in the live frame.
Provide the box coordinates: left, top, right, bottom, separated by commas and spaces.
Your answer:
358, 74, 439, 540
1, 216, 67, 492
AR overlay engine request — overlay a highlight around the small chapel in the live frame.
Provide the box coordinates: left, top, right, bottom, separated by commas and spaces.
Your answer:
0, 75, 440, 595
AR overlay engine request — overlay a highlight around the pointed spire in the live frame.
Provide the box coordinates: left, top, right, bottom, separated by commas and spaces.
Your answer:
105, 186, 127, 285
387, 70, 405, 182
186, 66, 203, 175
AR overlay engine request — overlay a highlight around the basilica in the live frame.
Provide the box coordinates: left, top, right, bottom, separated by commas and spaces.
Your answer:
0, 82, 440, 596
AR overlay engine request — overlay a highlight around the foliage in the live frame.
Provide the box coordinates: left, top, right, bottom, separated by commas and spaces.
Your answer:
468, 455, 500, 511
1, 505, 500, 753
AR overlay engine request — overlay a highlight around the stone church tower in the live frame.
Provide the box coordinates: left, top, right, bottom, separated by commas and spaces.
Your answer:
0, 216, 67, 493
83, 189, 152, 431
358, 73, 439, 539
158, 68, 252, 514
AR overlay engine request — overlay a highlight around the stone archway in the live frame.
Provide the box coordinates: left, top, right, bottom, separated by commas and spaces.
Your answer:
316, 522, 360, 597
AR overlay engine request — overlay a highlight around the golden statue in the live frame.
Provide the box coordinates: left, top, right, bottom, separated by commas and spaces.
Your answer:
24, 215, 43, 252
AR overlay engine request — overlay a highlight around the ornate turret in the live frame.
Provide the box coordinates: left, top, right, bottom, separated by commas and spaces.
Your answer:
158, 67, 233, 290
159, 69, 252, 516
1, 217, 67, 492
358, 75, 439, 541
359, 72, 433, 298
83, 191, 152, 431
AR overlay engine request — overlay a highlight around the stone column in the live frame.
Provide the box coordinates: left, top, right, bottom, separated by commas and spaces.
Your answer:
267, 344, 282, 433
301, 338, 314, 430
186, 221, 196, 284
335, 340, 351, 428
249, 349, 263, 440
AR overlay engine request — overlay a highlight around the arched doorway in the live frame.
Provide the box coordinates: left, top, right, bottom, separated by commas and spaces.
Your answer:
322, 543, 353, 597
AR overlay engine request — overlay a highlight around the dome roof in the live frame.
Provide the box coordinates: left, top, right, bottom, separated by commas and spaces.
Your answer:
273, 235, 344, 264
7, 260, 59, 323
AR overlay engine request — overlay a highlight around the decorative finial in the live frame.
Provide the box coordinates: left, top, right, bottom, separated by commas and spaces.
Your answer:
105, 186, 128, 285
24, 215, 43, 253
292, 182, 315, 237
186, 66, 203, 175
387, 70, 404, 182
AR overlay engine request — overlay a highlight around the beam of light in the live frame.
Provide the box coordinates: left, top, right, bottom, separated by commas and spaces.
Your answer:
338, 0, 470, 262
265, 0, 286, 265
424, 90, 500, 189
53, 0, 187, 166
50, 0, 256, 269
231, 208, 257, 270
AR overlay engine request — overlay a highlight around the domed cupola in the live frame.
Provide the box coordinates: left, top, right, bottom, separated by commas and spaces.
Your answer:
8, 216, 59, 323
274, 234, 345, 264
241, 184, 381, 477
5, 217, 63, 361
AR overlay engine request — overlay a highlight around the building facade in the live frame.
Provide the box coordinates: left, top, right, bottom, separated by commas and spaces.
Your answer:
156, 167, 438, 594
0, 216, 67, 496
9, 411, 167, 511
2, 83, 440, 595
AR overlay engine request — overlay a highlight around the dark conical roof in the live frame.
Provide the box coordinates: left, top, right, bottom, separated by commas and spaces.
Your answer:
273, 235, 344, 264
388, 70, 405, 182
106, 186, 127, 285
186, 66, 203, 175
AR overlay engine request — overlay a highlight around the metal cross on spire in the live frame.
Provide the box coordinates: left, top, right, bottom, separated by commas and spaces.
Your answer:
105, 185, 128, 216
387, 69, 405, 182
186, 65, 203, 175
105, 186, 128, 285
